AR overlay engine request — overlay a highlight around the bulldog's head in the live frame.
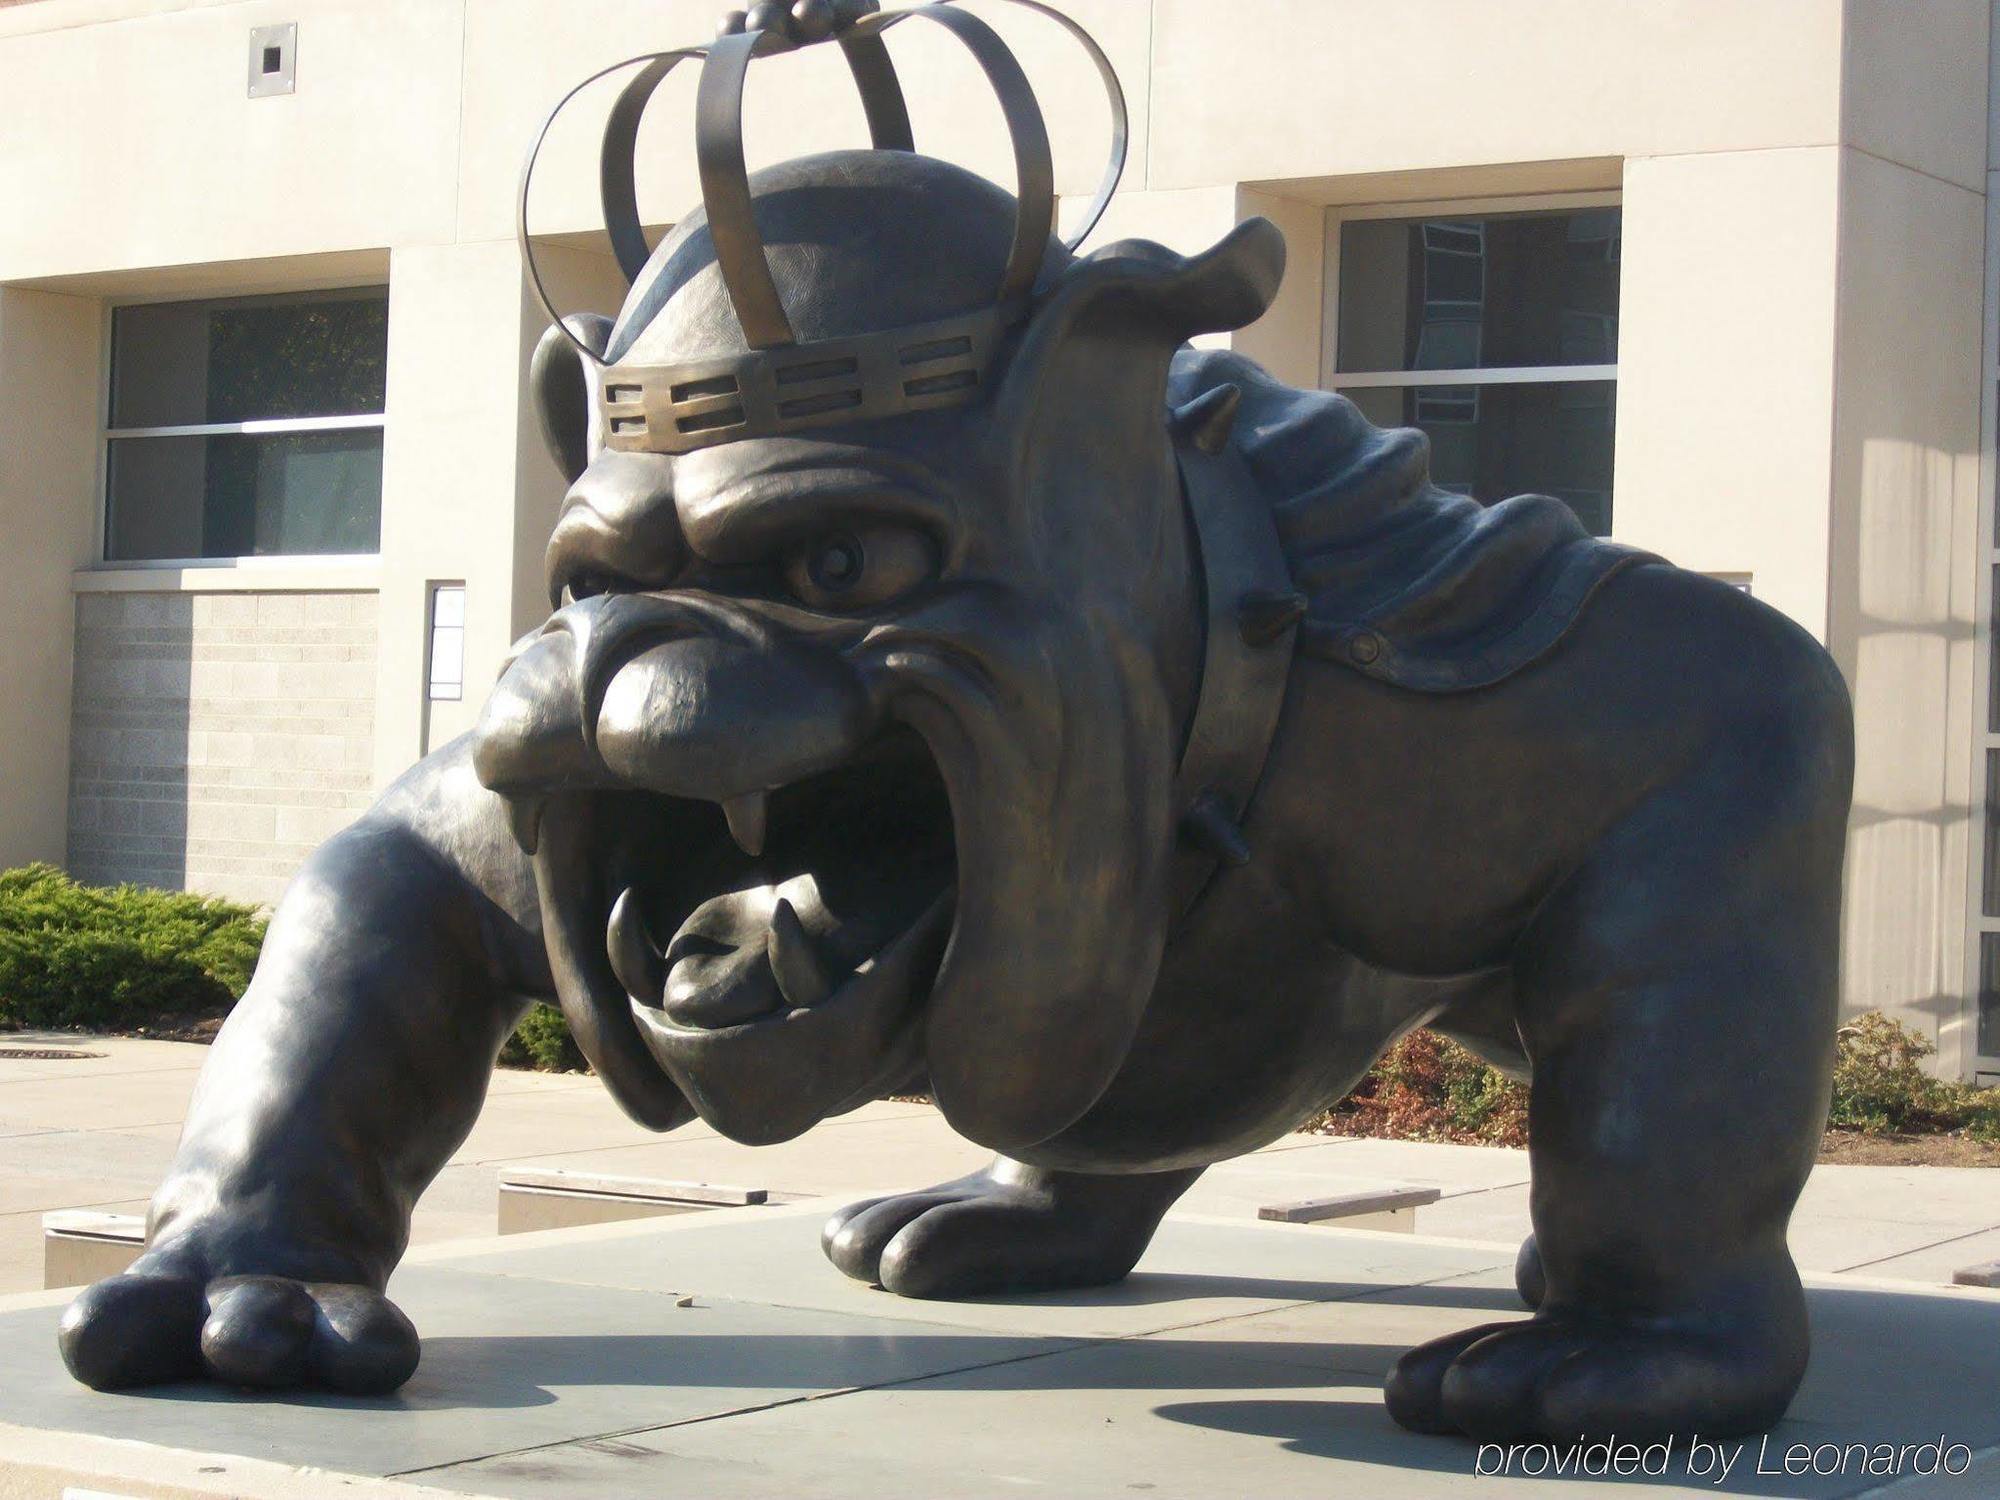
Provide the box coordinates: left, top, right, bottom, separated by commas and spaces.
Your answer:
475, 149, 1282, 1152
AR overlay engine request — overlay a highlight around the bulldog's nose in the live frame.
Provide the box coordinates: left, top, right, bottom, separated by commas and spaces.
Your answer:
473, 591, 880, 811
591, 628, 873, 799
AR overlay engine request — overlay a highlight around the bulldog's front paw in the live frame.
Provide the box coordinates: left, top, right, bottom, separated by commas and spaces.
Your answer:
1383, 1304, 1805, 1443
822, 1170, 1155, 1299
60, 1270, 418, 1395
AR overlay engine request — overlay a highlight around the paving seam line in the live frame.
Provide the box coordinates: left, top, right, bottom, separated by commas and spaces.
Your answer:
452, 1112, 959, 1170
9, 1118, 197, 1136
1832, 1221, 2000, 1275
0, 1065, 205, 1087
1429, 1178, 1532, 1202
0, 1194, 152, 1221
386, 1343, 1098, 1479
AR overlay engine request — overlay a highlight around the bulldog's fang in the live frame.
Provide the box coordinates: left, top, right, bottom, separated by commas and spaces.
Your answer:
607, 886, 667, 1003
723, 792, 769, 857
768, 898, 833, 1008
508, 796, 547, 857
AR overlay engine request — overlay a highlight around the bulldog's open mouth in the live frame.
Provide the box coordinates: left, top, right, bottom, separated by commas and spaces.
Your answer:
526, 726, 957, 1143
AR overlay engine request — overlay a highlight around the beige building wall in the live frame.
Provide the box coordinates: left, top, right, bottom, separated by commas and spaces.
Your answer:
68, 585, 378, 907
1612, 148, 1844, 634
371, 238, 625, 782
372, 239, 535, 780
0, 286, 99, 869
1821, 7, 1992, 1073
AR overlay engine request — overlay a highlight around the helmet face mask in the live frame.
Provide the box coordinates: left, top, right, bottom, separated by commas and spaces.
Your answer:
519, 0, 1129, 460
591, 152, 1054, 460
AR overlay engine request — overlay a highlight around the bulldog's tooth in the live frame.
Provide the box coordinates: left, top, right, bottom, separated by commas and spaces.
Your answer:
768, 898, 833, 1009
607, 887, 666, 1003
507, 796, 547, 857
722, 791, 768, 857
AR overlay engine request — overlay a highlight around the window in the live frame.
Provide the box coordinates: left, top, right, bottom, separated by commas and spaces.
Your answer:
103, 287, 388, 562
1328, 205, 1621, 536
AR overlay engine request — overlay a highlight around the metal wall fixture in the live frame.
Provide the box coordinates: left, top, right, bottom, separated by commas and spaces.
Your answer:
427, 584, 468, 704
248, 23, 297, 99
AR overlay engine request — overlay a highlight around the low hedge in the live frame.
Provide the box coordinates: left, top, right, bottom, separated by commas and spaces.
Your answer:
0, 864, 585, 1069
0, 864, 264, 1031
497, 1001, 588, 1073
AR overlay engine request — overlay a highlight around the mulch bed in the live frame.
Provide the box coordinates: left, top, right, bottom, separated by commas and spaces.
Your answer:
1815, 1129, 2000, 1168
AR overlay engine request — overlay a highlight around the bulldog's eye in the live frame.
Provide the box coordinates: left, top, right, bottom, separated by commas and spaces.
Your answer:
783, 526, 934, 611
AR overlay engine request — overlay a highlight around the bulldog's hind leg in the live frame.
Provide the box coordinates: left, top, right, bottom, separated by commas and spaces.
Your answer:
824, 1158, 1201, 1298
1385, 665, 1850, 1443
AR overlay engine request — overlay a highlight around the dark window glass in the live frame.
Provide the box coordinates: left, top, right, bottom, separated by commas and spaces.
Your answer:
105, 288, 387, 560
1346, 381, 1616, 537
1981, 933, 2000, 1060
1337, 209, 1621, 374
1987, 749, 2000, 921
109, 289, 388, 429
105, 429, 383, 561
1991, 564, 2000, 735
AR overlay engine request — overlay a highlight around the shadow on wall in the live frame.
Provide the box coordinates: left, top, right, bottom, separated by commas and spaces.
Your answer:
1836, 435, 1982, 1068
60, 589, 380, 909
65, 592, 193, 893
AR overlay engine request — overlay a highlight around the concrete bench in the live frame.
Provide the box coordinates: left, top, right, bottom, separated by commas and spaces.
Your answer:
498, 1169, 769, 1235
1257, 1186, 1442, 1233
44, 1211, 145, 1289
1953, 1261, 2000, 1289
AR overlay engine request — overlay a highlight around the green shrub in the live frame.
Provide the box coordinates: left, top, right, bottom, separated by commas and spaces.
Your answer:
0, 863, 265, 1030
1830, 1012, 2000, 1143
0, 864, 586, 1074
498, 1002, 587, 1074
1308, 1012, 2000, 1151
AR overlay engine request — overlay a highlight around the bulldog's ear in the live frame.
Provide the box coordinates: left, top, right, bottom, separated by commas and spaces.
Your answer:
531, 315, 613, 484
989, 217, 1286, 445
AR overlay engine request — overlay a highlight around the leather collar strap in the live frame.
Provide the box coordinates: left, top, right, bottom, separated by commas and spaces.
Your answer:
1167, 383, 1306, 918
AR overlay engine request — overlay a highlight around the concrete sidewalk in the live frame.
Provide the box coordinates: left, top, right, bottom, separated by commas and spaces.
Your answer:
2, 1201, 1997, 1499
1, 1033, 1996, 1293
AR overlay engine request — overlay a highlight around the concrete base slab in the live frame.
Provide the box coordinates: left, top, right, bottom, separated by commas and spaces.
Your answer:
0, 1202, 1995, 1499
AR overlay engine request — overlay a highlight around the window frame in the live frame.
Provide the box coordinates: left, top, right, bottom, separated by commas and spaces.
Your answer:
1960, 176, 2000, 1081
1320, 191, 1623, 534
97, 284, 391, 568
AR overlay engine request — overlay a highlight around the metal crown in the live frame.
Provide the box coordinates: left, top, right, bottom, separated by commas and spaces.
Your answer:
518, 0, 1129, 457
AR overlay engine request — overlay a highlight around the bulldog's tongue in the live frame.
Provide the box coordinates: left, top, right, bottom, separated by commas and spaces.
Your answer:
664, 876, 825, 1029
609, 872, 921, 1031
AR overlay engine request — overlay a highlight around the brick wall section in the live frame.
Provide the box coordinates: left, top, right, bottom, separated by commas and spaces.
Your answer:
67, 590, 378, 908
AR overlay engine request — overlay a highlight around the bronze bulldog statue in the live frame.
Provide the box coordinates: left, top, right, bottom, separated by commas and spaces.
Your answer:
58, 3, 1852, 1449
